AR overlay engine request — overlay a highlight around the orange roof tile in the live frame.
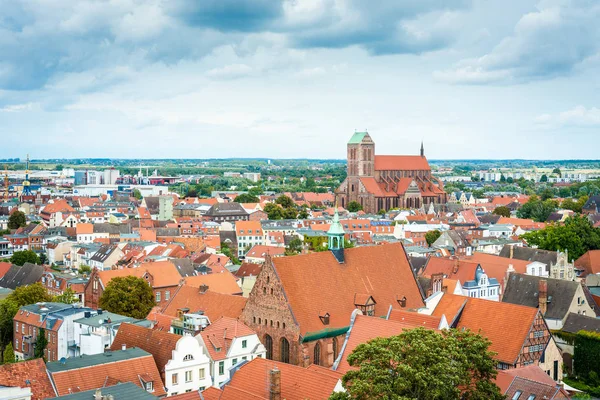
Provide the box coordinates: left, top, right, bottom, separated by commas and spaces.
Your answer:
76, 223, 93, 235
387, 309, 442, 329
235, 220, 263, 236
184, 272, 242, 295
96, 261, 182, 289
162, 285, 247, 322
224, 357, 341, 400
575, 250, 600, 276
174, 237, 206, 254
41, 199, 75, 215
270, 243, 424, 336
375, 155, 431, 171
0, 358, 55, 400
0, 262, 12, 280
245, 245, 285, 259
50, 351, 166, 397
110, 323, 180, 374
200, 317, 257, 361
432, 294, 539, 364
336, 314, 440, 374
146, 307, 176, 331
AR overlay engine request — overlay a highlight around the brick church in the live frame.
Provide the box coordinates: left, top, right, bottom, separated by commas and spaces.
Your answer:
335, 131, 447, 213
241, 211, 424, 368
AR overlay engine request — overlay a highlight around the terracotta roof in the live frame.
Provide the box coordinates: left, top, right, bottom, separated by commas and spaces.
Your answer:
375, 155, 431, 171
48, 349, 166, 397
235, 263, 262, 278
75, 223, 93, 235
0, 261, 12, 280
271, 243, 424, 336
110, 323, 180, 373
387, 309, 442, 329
498, 216, 546, 230
495, 365, 569, 399
245, 245, 285, 259
0, 358, 55, 400
575, 250, 600, 276
432, 293, 539, 365
235, 220, 263, 236
41, 199, 75, 215
224, 357, 341, 400
162, 285, 247, 322
335, 314, 440, 374
174, 237, 206, 254
183, 272, 242, 295
96, 261, 182, 288
146, 307, 176, 331
200, 317, 257, 361
170, 390, 205, 399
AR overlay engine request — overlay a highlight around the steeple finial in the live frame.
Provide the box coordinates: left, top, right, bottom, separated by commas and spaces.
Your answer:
420, 141, 424, 157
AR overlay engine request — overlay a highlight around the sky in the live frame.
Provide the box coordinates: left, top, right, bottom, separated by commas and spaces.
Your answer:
1, 0, 599, 160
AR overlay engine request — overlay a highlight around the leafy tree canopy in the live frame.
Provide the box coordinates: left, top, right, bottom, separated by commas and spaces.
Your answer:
521, 215, 600, 260
34, 327, 48, 360
275, 195, 294, 209
53, 287, 77, 304
9, 283, 52, 307
264, 203, 283, 220
425, 230, 442, 247
347, 201, 362, 213
332, 327, 503, 400
99, 276, 155, 319
8, 211, 26, 229
10, 250, 41, 266
492, 206, 511, 218
234, 193, 260, 203
517, 196, 558, 222
2, 342, 15, 364
285, 238, 303, 256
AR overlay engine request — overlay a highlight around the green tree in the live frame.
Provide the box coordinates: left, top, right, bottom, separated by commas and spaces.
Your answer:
521, 215, 600, 260
3, 342, 15, 364
10, 250, 41, 266
55, 164, 64, 171
506, 177, 514, 184
275, 195, 294, 208
248, 187, 263, 197
540, 174, 548, 182
347, 201, 363, 213
8, 211, 26, 229
34, 328, 48, 360
332, 327, 503, 400
0, 300, 18, 364
264, 203, 283, 220
99, 276, 155, 319
552, 168, 562, 177
282, 207, 298, 220
562, 196, 588, 214
285, 238, 303, 256
500, 174, 506, 183
234, 193, 260, 203
53, 287, 77, 304
39, 253, 47, 265
425, 230, 442, 247
517, 196, 557, 222
133, 189, 142, 200
377, 209, 387, 216
78, 265, 92, 275
9, 283, 52, 307
493, 206, 511, 218
540, 188, 555, 201
298, 209, 309, 219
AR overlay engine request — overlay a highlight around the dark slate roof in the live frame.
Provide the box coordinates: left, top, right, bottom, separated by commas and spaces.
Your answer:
478, 214, 501, 224
498, 246, 558, 266
409, 256, 428, 275
219, 230, 238, 248
52, 382, 158, 400
0, 262, 44, 290
502, 273, 579, 320
93, 223, 132, 235
583, 195, 600, 212
155, 228, 180, 237
144, 197, 160, 213
562, 312, 600, 334
89, 244, 117, 263
205, 202, 248, 217
46, 347, 150, 373
546, 212, 563, 222
171, 258, 196, 277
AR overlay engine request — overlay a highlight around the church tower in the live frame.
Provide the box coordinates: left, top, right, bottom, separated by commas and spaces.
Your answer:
347, 131, 375, 178
327, 207, 346, 263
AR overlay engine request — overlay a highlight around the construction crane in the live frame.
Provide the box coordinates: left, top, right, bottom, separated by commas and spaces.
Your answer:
3, 165, 8, 201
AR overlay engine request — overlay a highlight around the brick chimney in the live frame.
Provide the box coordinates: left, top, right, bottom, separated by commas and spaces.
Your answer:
509, 245, 514, 259
539, 279, 548, 316
269, 367, 281, 400
452, 257, 459, 274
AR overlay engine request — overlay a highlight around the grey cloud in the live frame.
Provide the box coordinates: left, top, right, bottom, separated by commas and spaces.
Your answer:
435, 0, 600, 84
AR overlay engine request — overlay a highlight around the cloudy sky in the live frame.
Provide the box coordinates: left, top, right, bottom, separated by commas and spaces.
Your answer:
1, 0, 599, 160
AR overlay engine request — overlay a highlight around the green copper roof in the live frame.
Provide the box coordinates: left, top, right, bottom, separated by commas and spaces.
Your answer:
327, 208, 346, 236
348, 131, 368, 144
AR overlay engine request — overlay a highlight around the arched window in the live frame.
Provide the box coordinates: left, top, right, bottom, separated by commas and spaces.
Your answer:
332, 338, 339, 361
280, 337, 290, 364
267, 276, 270, 284
183, 354, 194, 361
314, 342, 321, 366
264, 334, 273, 360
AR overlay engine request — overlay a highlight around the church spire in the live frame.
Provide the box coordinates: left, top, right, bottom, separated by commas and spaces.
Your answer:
327, 203, 346, 263
420, 141, 424, 157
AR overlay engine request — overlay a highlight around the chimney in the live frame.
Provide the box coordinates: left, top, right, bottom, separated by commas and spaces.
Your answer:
94, 389, 102, 400
269, 367, 281, 400
199, 284, 209, 294
539, 279, 548, 316
121, 343, 126, 351
509, 245, 514, 259
452, 258, 459, 274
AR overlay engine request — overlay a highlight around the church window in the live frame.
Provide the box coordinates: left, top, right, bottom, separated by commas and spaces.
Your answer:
314, 342, 321, 366
280, 337, 290, 363
264, 334, 273, 360
333, 338, 339, 360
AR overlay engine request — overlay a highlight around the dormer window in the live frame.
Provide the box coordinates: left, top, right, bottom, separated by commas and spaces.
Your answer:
183, 354, 194, 361
397, 296, 407, 308
354, 294, 376, 316
319, 312, 330, 325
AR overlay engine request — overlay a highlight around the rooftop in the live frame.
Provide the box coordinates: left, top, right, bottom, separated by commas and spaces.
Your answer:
46, 347, 151, 373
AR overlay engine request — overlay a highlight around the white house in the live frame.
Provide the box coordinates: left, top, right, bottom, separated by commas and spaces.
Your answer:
196, 317, 266, 387
461, 265, 500, 301
165, 335, 212, 396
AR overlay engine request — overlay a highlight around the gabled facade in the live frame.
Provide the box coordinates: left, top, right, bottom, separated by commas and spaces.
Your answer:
462, 265, 500, 301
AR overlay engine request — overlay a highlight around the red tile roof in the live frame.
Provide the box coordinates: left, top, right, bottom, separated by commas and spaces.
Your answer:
97, 261, 182, 288
245, 245, 285, 259
50, 352, 166, 396
271, 243, 424, 336
387, 309, 442, 329
162, 285, 247, 322
575, 250, 600, 276
41, 199, 75, 215
0, 261, 12, 280
336, 314, 440, 374
224, 357, 341, 400
235, 262, 262, 278
495, 365, 569, 399
432, 294, 539, 365
110, 323, 180, 374
375, 155, 431, 171
200, 317, 257, 361
184, 272, 242, 295
0, 358, 55, 400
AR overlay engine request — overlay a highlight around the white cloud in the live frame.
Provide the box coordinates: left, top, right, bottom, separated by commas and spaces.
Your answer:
535, 105, 600, 127
206, 64, 254, 79
0, 103, 34, 112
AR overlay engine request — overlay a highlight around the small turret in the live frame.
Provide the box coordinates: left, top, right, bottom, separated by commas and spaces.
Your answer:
327, 205, 346, 263
420, 141, 425, 158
